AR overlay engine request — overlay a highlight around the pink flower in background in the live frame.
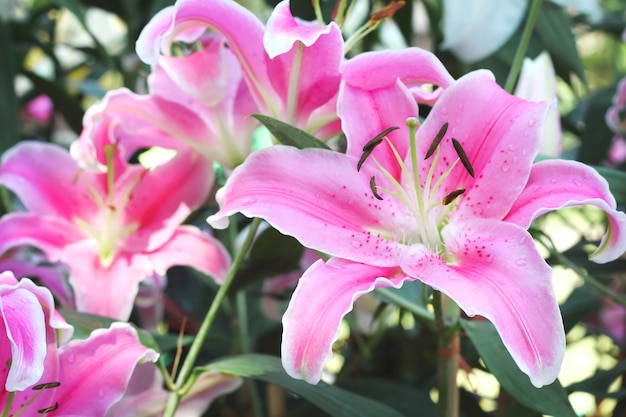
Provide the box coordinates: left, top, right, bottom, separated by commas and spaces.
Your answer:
0, 141, 230, 320
23, 95, 53, 124
605, 77, 626, 166
208, 69, 626, 387
0, 271, 158, 416
71, 33, 258, 173
606, 76, 626, 135
105, 363, 242, 417
136, 0, 344, 138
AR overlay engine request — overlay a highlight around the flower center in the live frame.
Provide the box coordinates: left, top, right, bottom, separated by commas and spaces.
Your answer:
360, 118, 474, 255
73, 144, 141, 267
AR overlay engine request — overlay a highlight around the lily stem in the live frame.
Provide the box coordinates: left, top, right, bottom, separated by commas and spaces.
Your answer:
162, 217, 263, 417
504, 0, 544, 93
433, 291, 460, 417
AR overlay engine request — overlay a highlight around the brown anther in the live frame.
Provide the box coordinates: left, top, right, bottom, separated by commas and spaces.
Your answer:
357, 126, 399, 171
451, 138, 475, 178
38, 402, 59, 414
370, 1, 406, 25
424, 122, 448, 160
442, 188, 465, 205
369, 176, 383, 200
32, 382, 61, 390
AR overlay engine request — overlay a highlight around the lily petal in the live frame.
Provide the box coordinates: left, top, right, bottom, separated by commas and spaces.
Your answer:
282, 258, 410, 383
264, 1, 343, 124
413, 70, 549, 220
0, 213, 82, 260
208, 146, 413, 267
341, 48, 454, 94
149, 226, 231, 284
121, 150, 214, 253
0, 285, 47, 391
504, 160, 626, 263
136, 0, 277, 111
63, 241, 152, 320
0, 141, 101, 221
51, 323, 158, 417
401, 218, 565, 387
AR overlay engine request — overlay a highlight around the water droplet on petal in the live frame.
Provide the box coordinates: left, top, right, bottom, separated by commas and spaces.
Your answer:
550, 178, 558, 184
528, 119, 536, 127
98, 389, 105, 398
66, 353, 75, 364
241, 197, 257, 206
501, 164, 510, 173
573, 180, 582, 188
485, 253, 494, 263
351, 240, 361, 248
519, 236, 527, 245
516, 259, 527, 266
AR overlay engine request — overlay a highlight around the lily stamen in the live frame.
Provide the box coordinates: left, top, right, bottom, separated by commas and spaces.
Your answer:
369, 176, 383, 200
442, 188, 466, 205
451, 138, 475, 178
357, 126, 399, 171
424, 122, 449, 160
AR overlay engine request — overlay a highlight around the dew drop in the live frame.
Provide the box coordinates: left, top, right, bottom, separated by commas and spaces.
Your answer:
485, 253, 494, 263
521, 149, 528, 156
351, 240, 361, 248
516, 259, 527, 266
518, 236, 527, 245
66, 353, 75, 364
98, 389, 105, 398
501, 164, 510, 172
573, 180, 582, 188
441, 107, 449, 115
528, 119, 536, 127
241, 197, 257, 206
550, 178, 558, 184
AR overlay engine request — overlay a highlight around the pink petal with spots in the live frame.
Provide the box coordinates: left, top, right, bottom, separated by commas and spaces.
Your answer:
412, 70, 549, 221
208, 145, 414, 267
401, 218, 565, 387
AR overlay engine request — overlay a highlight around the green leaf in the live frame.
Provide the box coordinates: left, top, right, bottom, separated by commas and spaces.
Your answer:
202, 354, 406, 417
594, 166, 626, 207
252, 114, 331, 150
59, 309, 161, 353
58, 309, 116, 340
535, 2, 585, 84
0, 21, 19, 153
461, 319, 576, 417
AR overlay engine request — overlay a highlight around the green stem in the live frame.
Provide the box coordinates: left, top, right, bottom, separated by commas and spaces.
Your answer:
236, 290, 265, 417
504, 0, 544, 93
162, 218, 263, 417
434, 291, 460, 417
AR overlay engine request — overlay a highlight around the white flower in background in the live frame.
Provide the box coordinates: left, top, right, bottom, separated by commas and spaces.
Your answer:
514, 51, 562, 157
441, 0, 602, 63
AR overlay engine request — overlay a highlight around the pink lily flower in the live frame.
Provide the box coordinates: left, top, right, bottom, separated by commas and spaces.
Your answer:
71, 32, 258, 173
208, 69, 626, 388
0, 141, 231, 320
0, 270, 158, 416
136, 0, 344, 137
